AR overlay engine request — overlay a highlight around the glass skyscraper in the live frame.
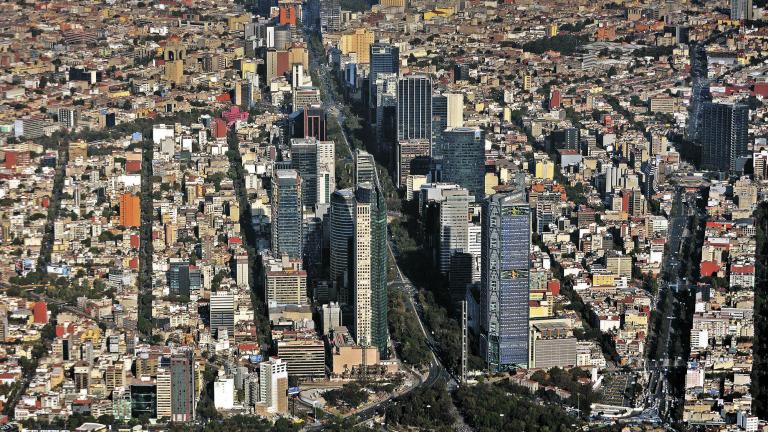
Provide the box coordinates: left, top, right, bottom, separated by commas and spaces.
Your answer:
397, 75, 433, 143
433, 127, 486, 201
369, 43, 399, 88
290, 138, 318, 208
330, 188, 356, 303
481, 191, 530, 371
701, 102, 748, 173
271, 169, 303, 258
432, 94, 448, 144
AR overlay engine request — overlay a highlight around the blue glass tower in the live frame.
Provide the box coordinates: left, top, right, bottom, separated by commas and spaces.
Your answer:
271, 169, 303, 258
481, 191, 530, 371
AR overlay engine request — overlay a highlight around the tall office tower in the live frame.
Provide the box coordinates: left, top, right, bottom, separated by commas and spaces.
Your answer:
271, 170, 303, 258
119, 192, 141, 228
291, 138, 319, 208
438, 188, 471, 274
688, 43, 711, 142
170, 350, 196, 422
397, 75, 433, 144
303, 215, 323, 282
235, 254, 249, 287
369, 43, 400, 127
446, 93, 464, 128
156, 368, 172, 419
397, 139, 431, 188
259, 357, 288, 414
432, 94, 448, 143
481, 191, 531, 371
372, 72, 399, 153
731, 0, 752, 20
317, 140, 335, 205
330, 189, 356, 303
354, 149, 377, 185
290, 138, 335, 209
353, 179, 388, 358
320, 0, 341, 32
449, 251, 473, 306
369, 43, 400, 89
264, 253, 308, 306
700, 102, 749, 172
433, 127, 486, 201
209, 291, 235, 339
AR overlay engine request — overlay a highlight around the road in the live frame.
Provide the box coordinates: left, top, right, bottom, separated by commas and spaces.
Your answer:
642, 188, 695, 423
300, 28, 462, 430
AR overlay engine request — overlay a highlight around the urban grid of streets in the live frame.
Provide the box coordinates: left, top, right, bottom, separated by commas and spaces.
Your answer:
1, 0, 768, 431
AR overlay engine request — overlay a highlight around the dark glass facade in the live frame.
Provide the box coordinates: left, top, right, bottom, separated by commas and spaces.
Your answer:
701, 102, 749, 173
433, 127, 486, 201
481, 193, 530, 371
271, 170, 303, 258
397, 75, 433, 143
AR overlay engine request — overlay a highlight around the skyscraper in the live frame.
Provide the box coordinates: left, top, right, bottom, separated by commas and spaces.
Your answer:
688, 43, 711, 142
317, 140, 335, 205
731, 0, 752, 20
433, 127, 486, 201
700, 102, 749, 172
369, 43, 400, 143
481, 191, 531, 371
330, 188, 356, 303
271, 170, 303, 258
372, 72, 399, 154
170, 350, 196, 422
438, 188, 471, 274
291, 138, 319, 208
369, 43, 400, 89
259, 357, 288, 414
432, 94, 447, 144
353, 181, 388, 358
397, 75, 433, 143
354, 149, 377, 185
209, 291, 235, 339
